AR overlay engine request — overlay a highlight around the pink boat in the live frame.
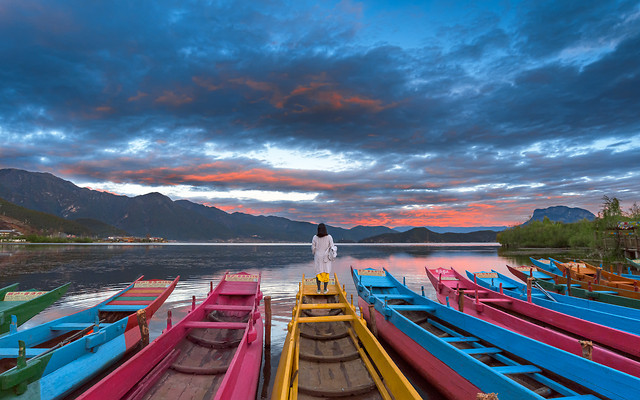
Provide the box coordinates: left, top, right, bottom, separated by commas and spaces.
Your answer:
426, 267, 640, 378
78, 272, 264, 400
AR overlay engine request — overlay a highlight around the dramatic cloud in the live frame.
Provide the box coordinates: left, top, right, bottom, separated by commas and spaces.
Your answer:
1, 0, 639, 228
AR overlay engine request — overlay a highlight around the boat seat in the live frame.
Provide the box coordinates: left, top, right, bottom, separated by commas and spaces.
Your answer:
478, 298, 512, 304
0, 347, 50, 358
442, 336, 479, 343
378, 294, 414, 300
492, 365, 541, 375
370, 285, 396, 290
300, 303, 347, 310
297, 315, 354, 323
219, 290, 255, 296
389, 305, 435, 312
461, 347, 502, 355
183, 321, 246, 330
553, 396, 600, 399
203, 304, 253, 312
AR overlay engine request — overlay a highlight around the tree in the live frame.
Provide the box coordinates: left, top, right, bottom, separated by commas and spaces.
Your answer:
600, 195, 622, 219
628, 202, 640, 219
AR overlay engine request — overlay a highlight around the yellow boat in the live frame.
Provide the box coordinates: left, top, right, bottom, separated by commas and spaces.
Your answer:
271, 274, 421, 400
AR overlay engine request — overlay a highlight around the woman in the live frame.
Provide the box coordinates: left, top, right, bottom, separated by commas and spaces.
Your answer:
311, 223, 335, 293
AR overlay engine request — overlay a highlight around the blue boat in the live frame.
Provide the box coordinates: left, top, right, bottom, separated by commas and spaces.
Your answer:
467, 270, 640, 336
508, 265, 640, 321
0, 276, 178, 400
352, 267, 638, 400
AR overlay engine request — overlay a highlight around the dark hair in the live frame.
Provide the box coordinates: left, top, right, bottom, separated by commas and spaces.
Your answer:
317, 223, 328, 237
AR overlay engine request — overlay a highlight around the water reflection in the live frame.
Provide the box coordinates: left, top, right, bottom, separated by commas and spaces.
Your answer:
2, 243, 525, 399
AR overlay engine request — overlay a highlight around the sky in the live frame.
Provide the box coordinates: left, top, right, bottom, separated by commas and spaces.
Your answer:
1, 0, 639, 229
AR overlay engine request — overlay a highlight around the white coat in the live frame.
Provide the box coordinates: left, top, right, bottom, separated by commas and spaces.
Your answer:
312, 234, 335, 275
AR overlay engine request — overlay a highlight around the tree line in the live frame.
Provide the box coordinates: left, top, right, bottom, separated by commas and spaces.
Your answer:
497, 197, 640, 257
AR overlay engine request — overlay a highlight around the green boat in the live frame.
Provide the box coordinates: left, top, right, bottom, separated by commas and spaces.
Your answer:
509, 265, 640, 310
627, 258, 640, 271
0, 283, 70, 334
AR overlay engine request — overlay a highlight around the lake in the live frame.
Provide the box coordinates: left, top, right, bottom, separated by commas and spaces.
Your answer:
0, 243, 532, 399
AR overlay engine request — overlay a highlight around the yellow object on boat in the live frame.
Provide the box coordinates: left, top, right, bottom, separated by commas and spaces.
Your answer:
271, 274, 421, 400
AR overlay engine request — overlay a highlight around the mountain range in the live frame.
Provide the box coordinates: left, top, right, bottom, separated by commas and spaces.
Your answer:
0, 168, 395, 242
0, 168, 595, 243
393, 225, 507, 233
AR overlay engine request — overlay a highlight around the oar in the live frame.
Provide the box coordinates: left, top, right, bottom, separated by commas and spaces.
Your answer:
18, 319, 106, 365
533, 281, 557, 302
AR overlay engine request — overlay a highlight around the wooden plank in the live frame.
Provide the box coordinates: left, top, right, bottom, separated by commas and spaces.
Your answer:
297, 315, 354, 323
379, 294, 415, 300
299, 303, 347, 310
492, 365, 541, 374
478, 298, 512, 304
183, 321, 246, 330
202, 304, 253, 312
460, 347, 502, 355
441, 336, 479, 343
389, 305, 436, 312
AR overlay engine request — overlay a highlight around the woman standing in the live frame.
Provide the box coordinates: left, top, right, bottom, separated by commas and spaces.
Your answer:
311, 223, 335, 293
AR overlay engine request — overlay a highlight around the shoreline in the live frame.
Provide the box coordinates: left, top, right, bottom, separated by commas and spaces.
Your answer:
1, 242, 502, 247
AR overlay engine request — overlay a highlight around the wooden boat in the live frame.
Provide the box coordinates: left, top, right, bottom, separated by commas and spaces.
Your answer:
509, 264, 640, 309
530, 256, 640, 297
271, 273, 420, 400
427, 267, 640, 377
353, 267, 637, 400
0, 276, 178, 400
549, 258, 640, 291
78, 272, 263, 400
0, 282, 70, 334
533, 256, 640, 281
468, 269, 640, 338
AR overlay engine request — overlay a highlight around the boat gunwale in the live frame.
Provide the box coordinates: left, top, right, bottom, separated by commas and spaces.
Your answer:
76, 271, 263, 400
271, 273, 420, 400
353, 267, 638, 400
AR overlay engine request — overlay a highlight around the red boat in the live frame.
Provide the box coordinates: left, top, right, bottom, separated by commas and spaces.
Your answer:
78, 272, 264, 400
426, 267, 640, 378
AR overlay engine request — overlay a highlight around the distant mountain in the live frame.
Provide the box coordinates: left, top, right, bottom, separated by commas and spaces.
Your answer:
0, 196, 126, 237
524, 206, 596, 224
0, 168, 395, 242
360, 227, 499, 243
393, 226, 507, 233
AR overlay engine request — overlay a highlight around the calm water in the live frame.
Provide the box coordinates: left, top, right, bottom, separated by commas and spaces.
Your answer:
0, 243, 531, 399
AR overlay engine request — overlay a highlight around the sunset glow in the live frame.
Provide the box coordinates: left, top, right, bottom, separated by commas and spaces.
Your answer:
1, 1, 639, 228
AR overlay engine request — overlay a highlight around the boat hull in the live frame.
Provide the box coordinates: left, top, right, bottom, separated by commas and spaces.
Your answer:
77, 272, 263, 400
353, 267, 640, 400
509, 265, 640, 309
272, 274, 420, 400
428, 267, 640, 378
0, 277, 178, 400
357, 297, 478, 399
